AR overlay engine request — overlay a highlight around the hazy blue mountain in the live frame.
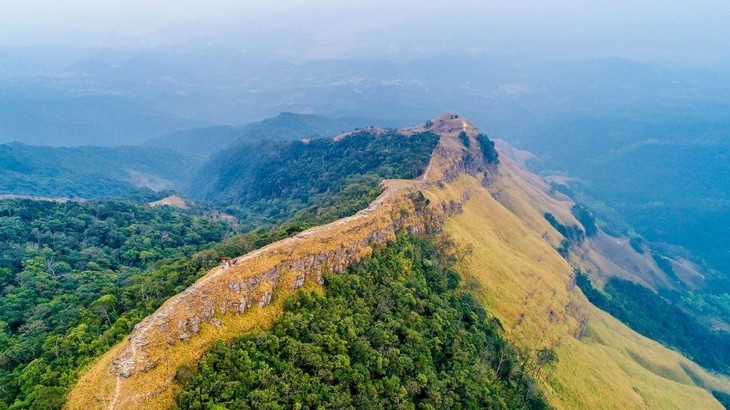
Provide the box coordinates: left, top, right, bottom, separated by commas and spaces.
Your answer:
146, 112, 389, 159
3, 51, 728, 147
522, 116, 730, 278
1, 47, 729, 280
0, 143, 200, 198
0, 83, 196, 146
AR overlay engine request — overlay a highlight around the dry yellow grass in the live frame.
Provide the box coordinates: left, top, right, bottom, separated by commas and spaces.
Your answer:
68, 291, 288, 409
429, 152, 730, 409
148, 195, 188, 209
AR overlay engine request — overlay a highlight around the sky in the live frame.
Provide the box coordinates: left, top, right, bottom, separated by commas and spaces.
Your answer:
1, 0, 729, 63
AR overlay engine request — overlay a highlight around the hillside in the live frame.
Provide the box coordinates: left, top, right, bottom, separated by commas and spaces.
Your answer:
432, 142, 729, 408
0, 199, 232, 409
67, 114, 729, 409
186, 128, 440, 228
146, 113, 386, 159
0, 123, 444, 409
519, 117, 730, 310
0, 143, 200, 198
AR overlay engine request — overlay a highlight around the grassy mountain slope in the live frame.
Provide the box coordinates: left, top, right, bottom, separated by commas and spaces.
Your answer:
429, 146, 728, 408
67, 114, 728, 409
0, 143, 200, 198
521, 117, 730, 299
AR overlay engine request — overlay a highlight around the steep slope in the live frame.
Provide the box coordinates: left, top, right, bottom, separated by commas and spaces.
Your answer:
494, 141, 685, 292
426, 142, 729, 408
67, 114, 728, 409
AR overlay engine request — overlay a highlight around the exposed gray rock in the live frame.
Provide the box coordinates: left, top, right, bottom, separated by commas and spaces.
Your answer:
293, 274, 305, 289
228, 281, 241, 293
258, 291, 272, 307
189, 316, 201, 334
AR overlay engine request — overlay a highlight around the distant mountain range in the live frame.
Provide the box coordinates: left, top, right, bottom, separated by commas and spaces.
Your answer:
0, 113, 389, 198
146, 112, 389, 159
3, 52, 728, 147
0, 143, 198, 198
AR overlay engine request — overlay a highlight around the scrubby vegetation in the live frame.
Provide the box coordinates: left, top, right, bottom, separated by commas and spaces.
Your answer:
575, 272, 729, 374
176, 235, 547, 409
458, 130, 471, 149
477, 133, 499, 164
571, 204, 597, 236
188, 130, 440, 229
544, 212, 584, 244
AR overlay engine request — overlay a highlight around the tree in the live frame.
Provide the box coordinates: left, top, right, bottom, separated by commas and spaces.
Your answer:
534, 348, 558, 378
90, 295, 118, 325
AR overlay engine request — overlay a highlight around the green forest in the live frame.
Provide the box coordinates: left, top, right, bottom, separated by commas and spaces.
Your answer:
0, 197, 380, 410
176, 235, 547, 410
187, 130, 440, 229
0, 199, 235, 409
0, 130, 447, 409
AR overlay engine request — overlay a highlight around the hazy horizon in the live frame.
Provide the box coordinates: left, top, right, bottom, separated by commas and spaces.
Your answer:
1, 1, 729, 65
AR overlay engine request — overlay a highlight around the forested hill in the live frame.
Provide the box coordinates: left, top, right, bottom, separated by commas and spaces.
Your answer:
146, 112, 385, 159
176, 234, 547, 409
186, 129, 440, 228
0, 143, 200, 198
0, 199, 232, 409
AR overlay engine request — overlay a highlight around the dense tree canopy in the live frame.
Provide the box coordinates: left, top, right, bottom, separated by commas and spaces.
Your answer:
0, 199, 232, 409
188, 130, 440, 228
570, 204, 597, 237
176, 235, 547, 409
477, 133, 499, 165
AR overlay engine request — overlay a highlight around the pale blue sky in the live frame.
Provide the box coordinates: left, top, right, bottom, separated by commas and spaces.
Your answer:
0, 0, 728, 63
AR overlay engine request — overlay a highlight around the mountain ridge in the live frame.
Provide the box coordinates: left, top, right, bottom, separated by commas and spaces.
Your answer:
67, 114, 729, 409
67, 113, 480, 409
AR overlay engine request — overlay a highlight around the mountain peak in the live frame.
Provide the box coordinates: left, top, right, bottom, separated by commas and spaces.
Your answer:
425, 113, 479, 137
